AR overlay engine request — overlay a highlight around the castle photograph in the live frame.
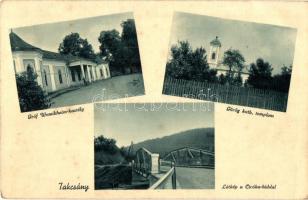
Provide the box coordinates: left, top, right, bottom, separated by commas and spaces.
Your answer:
163, 12, 297, 112
10, 12, 145, 112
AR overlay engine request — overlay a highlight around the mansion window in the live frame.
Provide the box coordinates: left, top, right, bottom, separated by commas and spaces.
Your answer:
44, 70, 48, 86
26, 64, 33, 73
77, 71, 81, 81
58, 70, 63, 84
71, 70, 75, 82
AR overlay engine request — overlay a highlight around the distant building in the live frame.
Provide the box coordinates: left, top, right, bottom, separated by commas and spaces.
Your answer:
9, 31, 111, 94
207, 36, 250, 84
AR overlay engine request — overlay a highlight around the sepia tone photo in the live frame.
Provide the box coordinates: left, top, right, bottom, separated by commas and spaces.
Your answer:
163, 12, 297, 112
9, 12, 145, 112
94, 102, 215, 189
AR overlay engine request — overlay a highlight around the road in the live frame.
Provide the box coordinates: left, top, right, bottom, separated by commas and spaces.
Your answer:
175, 167, 214, 189
50, 74, 145, 108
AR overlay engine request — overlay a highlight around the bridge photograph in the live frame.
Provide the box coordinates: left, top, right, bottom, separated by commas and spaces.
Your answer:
94, 102, 215, 189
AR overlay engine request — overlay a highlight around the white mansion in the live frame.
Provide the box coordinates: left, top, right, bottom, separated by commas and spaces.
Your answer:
207, 36, 250, 83
10, 31, 111, 94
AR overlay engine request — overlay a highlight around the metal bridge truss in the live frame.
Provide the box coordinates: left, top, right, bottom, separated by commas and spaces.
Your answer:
163, 147, 215, 168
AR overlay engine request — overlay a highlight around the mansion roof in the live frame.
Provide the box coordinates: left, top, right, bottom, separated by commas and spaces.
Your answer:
9, 32, 107, 64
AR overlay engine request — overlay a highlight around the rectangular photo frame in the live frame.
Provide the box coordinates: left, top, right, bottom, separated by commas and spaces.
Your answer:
10, 12, 145, 112
162, 12, 297, 112
94, 102, 215, 189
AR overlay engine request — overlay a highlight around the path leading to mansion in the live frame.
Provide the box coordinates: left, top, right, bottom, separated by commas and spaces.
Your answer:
50, 74, 145, 108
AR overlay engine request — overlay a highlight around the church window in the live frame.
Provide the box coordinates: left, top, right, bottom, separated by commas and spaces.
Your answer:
58, 69, 63, 84
100, 69, 103, 77
212, 52, 216, 60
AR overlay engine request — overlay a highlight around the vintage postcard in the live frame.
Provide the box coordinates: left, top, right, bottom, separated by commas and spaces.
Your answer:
0, 1, 307, 200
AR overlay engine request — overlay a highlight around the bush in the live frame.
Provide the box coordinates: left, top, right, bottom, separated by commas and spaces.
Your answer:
94, 135, 118, 154
16, 68, 51, 112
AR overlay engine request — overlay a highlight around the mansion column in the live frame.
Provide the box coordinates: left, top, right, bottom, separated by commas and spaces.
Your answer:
80, 65, 85, 79
86, 65, 92, 83
48, 64, 57, 91
34, 58, 44, 88
91, 65, 96, 81
64, 66, 71, 87
15, 56, 23, 73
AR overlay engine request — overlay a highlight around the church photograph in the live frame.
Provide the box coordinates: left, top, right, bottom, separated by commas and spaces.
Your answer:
10, 12, 145, 112
163, 12, 297, 112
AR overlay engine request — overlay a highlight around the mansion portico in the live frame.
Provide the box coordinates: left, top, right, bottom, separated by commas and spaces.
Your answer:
10, 31, 111, 94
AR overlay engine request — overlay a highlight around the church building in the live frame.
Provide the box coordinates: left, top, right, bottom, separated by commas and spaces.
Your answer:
9, 31, 111, 94
207, 36, 250, 84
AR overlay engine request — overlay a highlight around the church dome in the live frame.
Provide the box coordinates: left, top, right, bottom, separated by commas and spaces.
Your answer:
210, 36, 221, 47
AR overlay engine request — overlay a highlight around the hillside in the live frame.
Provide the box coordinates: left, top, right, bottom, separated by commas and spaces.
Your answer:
130, 128, 214, 157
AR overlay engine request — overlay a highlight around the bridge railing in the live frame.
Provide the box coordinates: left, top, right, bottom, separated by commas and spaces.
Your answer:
149, 159, 176, 189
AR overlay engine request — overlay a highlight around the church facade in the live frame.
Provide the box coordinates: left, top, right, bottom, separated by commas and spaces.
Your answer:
10, 32, 111, 94
207, 36, 250, 84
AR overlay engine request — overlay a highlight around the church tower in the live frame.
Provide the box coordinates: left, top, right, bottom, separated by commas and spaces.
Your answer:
208, 36, 222, 68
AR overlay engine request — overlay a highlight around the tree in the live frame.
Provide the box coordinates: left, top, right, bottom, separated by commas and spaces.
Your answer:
222, 49, 245, 84
58, 33, 95, 59
218, 74, 227, 85
98, 30, 121, 62
16, 67, 51, 112
98, 19, 142, 74
166, 40, 217, 82
271, 65, 292, 92
247, 58, 273, 90
121, 19, 142, 73
94, 135, 118, 154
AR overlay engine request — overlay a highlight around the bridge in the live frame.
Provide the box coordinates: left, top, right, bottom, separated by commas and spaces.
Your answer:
163, 147, 215, 168
133, 147, 215, 189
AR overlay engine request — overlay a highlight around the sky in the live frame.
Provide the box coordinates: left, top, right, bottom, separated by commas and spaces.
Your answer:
169, 12, 297, 75
13, 12, 133, 52
94, 103, 214, 147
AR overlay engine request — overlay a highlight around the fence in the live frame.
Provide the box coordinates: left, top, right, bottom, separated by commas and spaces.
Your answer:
163, 77, 288, 112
